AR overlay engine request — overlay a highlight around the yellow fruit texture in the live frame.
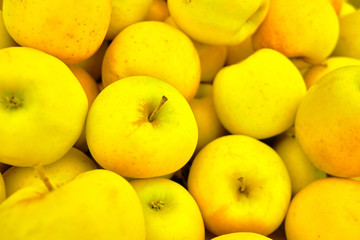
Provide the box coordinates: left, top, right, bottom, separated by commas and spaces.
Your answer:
102, 21, 201, 101
2, 0, 111, 64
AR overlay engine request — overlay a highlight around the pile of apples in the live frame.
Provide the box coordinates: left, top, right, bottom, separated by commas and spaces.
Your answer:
1, 0, 360, 239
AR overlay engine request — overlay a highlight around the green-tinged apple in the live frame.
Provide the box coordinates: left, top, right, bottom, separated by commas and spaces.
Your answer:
167, 0, 270, 46
187, 135, 291, 236
86, 75, 198, 178
213, 48, 307, 139
189, 83, 227, 153
3, 147, 97, 197
0, 169, 146, 240
285, 177, 360, 240
211, 232, 272, 240
295, 65, 360, 177
130, 178, 205, 240
273, 127, 327, 196
0, 47, 88, 167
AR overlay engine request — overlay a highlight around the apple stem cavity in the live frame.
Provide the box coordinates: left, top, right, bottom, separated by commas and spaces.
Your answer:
150, 200, 165, 211
148, 95, 168, 122
238, 177, 246, 193
34, 164, 54, 192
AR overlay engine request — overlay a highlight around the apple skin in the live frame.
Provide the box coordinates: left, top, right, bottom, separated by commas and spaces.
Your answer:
0, 172, 5, 203
2, 0, 112, 64
86, 75, 198, 179
273, 128, 327, 196
211, 232, 272, 240
213, 48, 306, 139
0, 169, 146, 240
101, 21, 201, 101
187, 135, 291, 236
295, 65, 360, 178
0, 46, 88, 167
252, 0, 339, 65
285, 177, 360, 240
0, 10, 17, 49
3, 147, 97, 197
167, 0, 270, 45
130, 178, 205, 240
188, 83, 227, 153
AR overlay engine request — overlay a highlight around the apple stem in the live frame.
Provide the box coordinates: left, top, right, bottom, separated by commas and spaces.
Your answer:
238, 177, 246, 193
148, 95, 168, 122
34, 164, 54, 192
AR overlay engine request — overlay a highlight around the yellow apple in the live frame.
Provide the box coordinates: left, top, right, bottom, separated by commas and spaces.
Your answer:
187, 135, 291, 236
340, 1, 356, 16
226, 36, 254, 66
68, 65, 100, 153
167, 0, 270, 45
273, 128, 327, 196
102, 21, 201, 101
303, 56, 360, 89
105, 0, 152, 40
146, 0, 170, 21
295, 65, 360, 178
329, 0, 344, 15
211, 232, 272, 240
130, 178, 205, 240
2, 0, 111, 64
0, 10, 17, 49
189, 83, 227, 153
0, 169, 146, 240
0, 172, 5, 203
75, 40, 109, 81
213, 48, 307, 139
86, 75, 198, 178
0, 47, 88, 167
252, 0, 339, 65
3, 147, 97, 197
285, 177, 360, 240
332, 10, 360, 59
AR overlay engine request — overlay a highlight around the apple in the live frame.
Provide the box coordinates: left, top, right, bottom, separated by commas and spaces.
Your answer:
105, 0, 152, 40
68, 65, 100, 153
295, 65, 360, 177
252, 0, 339, 65
332, 10, 360, 60
340, 1, 356, 17
2, 0, 112, 64
285, 177, 360, 240
0, 46, 88, 167
273, 127, 327, 196
188, 83, 227, 153
86, 75, 198, 178
3, 147, 97, 197
213, 48, 307, 139
0, 172, 5, 203
303, 56, 360, 89
0, 10, 17, 49
75, 40, 109, 81
146, 0, 170, 21
0, 169, 146, 240
211, 232, 272, 240
167, 0, 270, 45
130, 178, 205, 240
101, 20, 201, 101
226, 36, 254, 66
187, 135, 291, 236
